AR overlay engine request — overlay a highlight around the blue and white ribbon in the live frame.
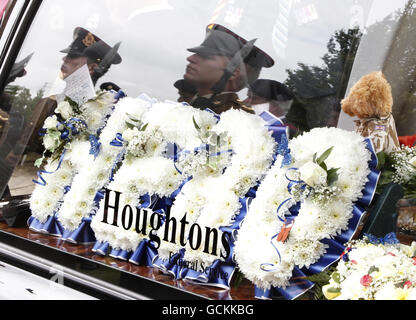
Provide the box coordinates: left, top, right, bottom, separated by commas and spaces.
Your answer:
256, 138, 381, 300
32, 149, 67, 186
89, 134, 101, 159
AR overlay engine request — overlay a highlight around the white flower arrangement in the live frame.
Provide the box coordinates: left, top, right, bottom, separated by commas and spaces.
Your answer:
90, 100, 219, 252
57, 96, 152, 231
390, 146, 416, 185
156, 109, 277, 270
322, 235, 416, 300
29, 91, 115, 224
234, 127, 373, 290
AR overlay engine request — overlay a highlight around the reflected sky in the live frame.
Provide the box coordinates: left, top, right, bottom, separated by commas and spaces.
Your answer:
9, 0, 405, 102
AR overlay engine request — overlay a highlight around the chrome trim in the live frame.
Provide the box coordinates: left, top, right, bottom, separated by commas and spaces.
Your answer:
0, 242, 150, 300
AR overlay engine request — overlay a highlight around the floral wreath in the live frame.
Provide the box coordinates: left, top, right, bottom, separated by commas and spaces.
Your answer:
322, 233, 416, 300
234, 127, 378, 296
29, 91, 115, 228
57, 95, 153, 232
90, 100, 219, 253
154, 109, 278, 286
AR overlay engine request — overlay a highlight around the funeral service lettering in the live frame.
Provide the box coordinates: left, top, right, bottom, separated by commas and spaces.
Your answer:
101, 188, 232, 260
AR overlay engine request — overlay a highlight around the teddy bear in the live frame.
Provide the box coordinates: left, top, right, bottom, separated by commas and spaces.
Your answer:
341, 71, 400, 154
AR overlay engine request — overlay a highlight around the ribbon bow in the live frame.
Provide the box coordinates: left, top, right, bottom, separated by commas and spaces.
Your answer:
364, 232, 400, 245
32, 149, 67, 186
110, 133, 124, 147
260, 168, 306, 272
89, 134, 101, 159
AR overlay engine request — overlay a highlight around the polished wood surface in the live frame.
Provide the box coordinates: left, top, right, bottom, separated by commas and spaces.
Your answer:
0, 221, 257, 300
1, 219, 414, 300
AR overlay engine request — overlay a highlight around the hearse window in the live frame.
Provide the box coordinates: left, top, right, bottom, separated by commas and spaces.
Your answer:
0, 0, 412, 200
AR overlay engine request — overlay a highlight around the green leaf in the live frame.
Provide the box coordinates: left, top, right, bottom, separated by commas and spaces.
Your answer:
140, 123, 149, 132
327, 287, 341, 293
126, 113, 141, 123
327, 168, 339, 185
316, 146, 334, 165
34, 157, 44, 168
376, 151, 387, 170
47, 130, 61, 139
192, 116, 201, 131
125, 121, 135, 130
304, 271, 331, 284
64, 96, 80, 113
368, 266, 379, 274
312, 152, 317, 163
319, 161, 328, 171
331, 272, 341, 284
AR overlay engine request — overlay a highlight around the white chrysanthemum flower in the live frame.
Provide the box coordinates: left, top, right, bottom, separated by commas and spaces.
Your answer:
235, 127, 374, 290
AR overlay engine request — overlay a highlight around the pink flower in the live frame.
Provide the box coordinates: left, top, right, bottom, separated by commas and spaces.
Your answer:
360, 274, 372, 287
387, 252, 396, 257
404, 281, 412, 289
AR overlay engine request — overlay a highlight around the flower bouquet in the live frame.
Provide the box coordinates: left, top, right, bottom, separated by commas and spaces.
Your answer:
377, 146, 416, 199
322, 233, 416, 300
234, 127, 378, 298
29, 91, 115, 226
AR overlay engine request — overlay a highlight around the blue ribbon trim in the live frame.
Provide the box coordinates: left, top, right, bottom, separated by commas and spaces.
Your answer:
159, 112, 288, 287
110, 133, 124, 147
152, 249, 185, 279
179, 196, 252, 288
32, 149, 67, 186
92, 241, 110, 256
260, 137, 380, 300
114, 90, 126, 102
89, 134, 101, 159
364, 232, 399, 245
128, 239, 158, 266
27, 213, 64, 237
109, 248, 133, 261
99, 194, 161, 263
260, 111, 289, 143
255, 267, 315, 300
61, 216, 97, 244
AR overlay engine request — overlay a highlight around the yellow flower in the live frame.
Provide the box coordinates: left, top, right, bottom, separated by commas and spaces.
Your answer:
322, 284, 341, 300
395, 288, 409, 300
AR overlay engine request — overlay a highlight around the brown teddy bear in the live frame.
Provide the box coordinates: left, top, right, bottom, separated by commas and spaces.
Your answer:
341, 71, 400, 154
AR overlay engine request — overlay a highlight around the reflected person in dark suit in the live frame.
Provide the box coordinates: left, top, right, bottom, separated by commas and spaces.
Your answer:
184, 23, 274, 115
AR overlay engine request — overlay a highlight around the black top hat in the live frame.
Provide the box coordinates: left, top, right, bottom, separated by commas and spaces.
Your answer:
60, 27, 122, 65
187, 24, 274, 68
174, 79, 197, 94
250, 79, 294, 101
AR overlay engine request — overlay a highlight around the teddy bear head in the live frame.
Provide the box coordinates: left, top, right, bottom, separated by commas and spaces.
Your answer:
341, 71, 393, 119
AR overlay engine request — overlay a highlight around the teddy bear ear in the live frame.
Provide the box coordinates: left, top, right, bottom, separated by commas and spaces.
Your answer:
340, 97, 355, 116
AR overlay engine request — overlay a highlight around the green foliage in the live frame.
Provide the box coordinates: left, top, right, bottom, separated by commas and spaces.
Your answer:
313, 146, 340, 186
3, 84, 44, 124
285, 27, 362, 132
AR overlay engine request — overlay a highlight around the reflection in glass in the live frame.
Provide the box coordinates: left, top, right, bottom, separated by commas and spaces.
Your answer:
183, 23, 274, 115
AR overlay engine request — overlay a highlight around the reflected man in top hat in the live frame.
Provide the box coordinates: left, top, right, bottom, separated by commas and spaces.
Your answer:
244, 79, 294, 119
60, 27, 122, 87
183, 24, 274, 115
173, 79, 197, 104
4, 28, 123, 173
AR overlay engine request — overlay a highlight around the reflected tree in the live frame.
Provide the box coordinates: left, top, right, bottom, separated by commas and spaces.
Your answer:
3, 85, 44, 124
380, 0, 416, 136
284, 27, 362, 132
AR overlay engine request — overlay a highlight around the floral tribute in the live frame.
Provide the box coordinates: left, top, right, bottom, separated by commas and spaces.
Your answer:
90, 100, 219, 253
29, 91, 115, 228
322, 233, 416, 300
154, 109, 278, 286
377, 145, 416, 199
57, 96, 153, 232
234, 127, 378, 297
